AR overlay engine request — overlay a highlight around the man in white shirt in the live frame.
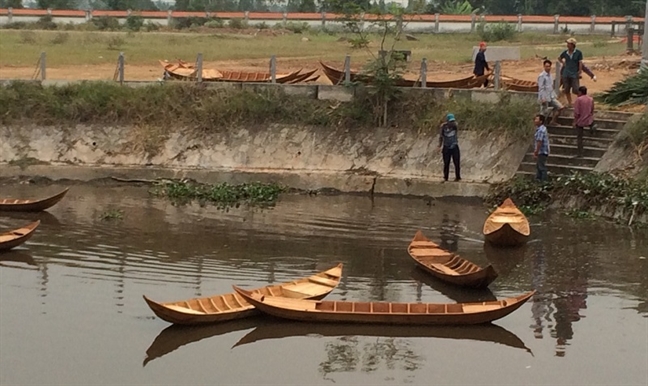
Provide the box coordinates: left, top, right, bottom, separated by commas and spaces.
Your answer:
538, 59, 564, 125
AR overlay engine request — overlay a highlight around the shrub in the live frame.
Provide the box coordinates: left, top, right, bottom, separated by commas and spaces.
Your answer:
126, 15, 144, 31
49, 32, 70, 45
477, 21, 517, 42
284, 21, 309, 33
204, 19, 224, 28
106, 36, 125, 50
19, 30, 38, 44
228, 18, 248, 29
92, 16, 120, 31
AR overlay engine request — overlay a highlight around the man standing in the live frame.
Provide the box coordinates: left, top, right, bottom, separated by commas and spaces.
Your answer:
538, 59, 564, 125
438, 113, 461, 182
473, 41, 490, 88
572, 86, 595, 158
534, 114, 550, 182
558, 37, 583, 107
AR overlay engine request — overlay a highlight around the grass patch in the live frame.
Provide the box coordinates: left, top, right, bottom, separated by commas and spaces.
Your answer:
99, 208, 124, 221
0, 80, 537, 139
0, 29, 631, 68
150, 180, 285, 208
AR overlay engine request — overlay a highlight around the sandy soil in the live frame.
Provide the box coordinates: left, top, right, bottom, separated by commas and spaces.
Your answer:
0, 52, 642, 96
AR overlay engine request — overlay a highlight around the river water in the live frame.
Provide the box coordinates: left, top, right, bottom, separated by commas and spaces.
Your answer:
0, 183, 646, 386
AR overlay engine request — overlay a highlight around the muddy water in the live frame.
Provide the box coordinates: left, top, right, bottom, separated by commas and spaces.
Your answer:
0, 184, 646, 386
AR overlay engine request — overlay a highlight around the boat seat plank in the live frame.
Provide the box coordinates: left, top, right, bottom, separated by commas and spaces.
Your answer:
462, 304, 502, 313
429, 263, 457, 275
165, 305, 205, 315
308, 276, 339, 287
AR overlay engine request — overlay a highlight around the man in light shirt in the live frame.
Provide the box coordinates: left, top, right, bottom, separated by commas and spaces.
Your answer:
538, 59, 564, 125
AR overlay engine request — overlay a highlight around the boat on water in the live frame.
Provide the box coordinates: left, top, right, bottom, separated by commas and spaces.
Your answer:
0, 189, 69, 212
0, 221, 40, 252
483, 198, 531, 247
407, 230, 498, 288
233, 286, 535, 325
143, 263, 343, 325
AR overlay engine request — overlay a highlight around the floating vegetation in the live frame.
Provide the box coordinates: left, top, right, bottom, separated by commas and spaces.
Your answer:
100, 208, 124, 221
150, 179, 285, 208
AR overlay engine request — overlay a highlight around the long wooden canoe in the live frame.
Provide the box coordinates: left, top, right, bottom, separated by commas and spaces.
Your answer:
320, 61, 489, 89
233, 286, 535, 325
407, 230, 498, 288
143, 263, 343, 325
233, 320, 532, 354
0, 221, 40, 251
0, 189, 69, 212
483, 198, 531, 247
501, 76, 538, 92
160, 60, 307, 84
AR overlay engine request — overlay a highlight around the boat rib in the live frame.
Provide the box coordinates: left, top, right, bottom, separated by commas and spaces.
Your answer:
0, 221, 41, 251
483, 198, 531, 247
143, 263, 343, 325
233, 286, 535, 325
407, 230, 498, 288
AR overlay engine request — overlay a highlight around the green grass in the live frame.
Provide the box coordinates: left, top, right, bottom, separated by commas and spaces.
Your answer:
0, 29, 630, 68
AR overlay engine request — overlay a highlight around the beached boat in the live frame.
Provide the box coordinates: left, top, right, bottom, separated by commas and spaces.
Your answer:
0, 221, 40, 252
483, 198, 531, 247
233, 286, 535, 325
143, 263, 343, 325
160, 60, 308, 84
501, 76, 538, 92
407, 230, 498, 288
0, 189, 68, 212
319, 61, 489, 89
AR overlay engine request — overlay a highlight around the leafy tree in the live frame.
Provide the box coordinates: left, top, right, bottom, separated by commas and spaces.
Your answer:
0, 0, 24, 8
36, 0, 75, 9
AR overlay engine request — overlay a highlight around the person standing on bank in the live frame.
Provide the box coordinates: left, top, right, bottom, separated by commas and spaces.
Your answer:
438, 113, 461, 182
473, 41, 490, 88
558, 37, 583, 107
534, 114, 550, 182
573, 86, 596, 158
538, 59, 564, 125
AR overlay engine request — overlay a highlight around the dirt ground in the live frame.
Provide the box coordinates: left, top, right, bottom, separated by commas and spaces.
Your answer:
0, 50, 643, 101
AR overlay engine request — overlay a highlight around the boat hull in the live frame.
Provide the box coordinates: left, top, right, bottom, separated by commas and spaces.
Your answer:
0, 189, 69, 212
484, 223, 530, 247
0, 221, 41, 251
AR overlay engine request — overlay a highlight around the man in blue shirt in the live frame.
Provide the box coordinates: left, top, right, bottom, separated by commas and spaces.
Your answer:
438, 113, 461, 182
533, 114, 550, 182
473, 41, 490, 88
558, 37, 584, 107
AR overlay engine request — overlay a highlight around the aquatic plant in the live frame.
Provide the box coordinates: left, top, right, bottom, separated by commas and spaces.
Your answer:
149, 180, 285, 209
100, 208, 124, 221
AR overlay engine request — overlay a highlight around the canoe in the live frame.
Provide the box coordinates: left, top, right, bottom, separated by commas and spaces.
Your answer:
233, 320, 532, 354
483, 198, 531, 247
407, 230, 498, 288
160, 60, 307, 84
0, 221, 40, 252
233, 286, 535, 325
143, 263, 343, 325
320, 61, 489, 89
0, 189, 69, 212
501, 76, 538, 92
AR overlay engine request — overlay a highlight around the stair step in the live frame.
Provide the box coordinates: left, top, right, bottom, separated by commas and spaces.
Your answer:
559, 109, 639, 122
523, 153, 599, 167
553, 116, 629, 131
547, 124, 621, 138
518, 161, 594, 176
549, 144, 606, 158
551, 134, 613, 149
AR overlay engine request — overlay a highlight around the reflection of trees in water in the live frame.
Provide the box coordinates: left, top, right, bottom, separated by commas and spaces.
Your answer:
319, 337, 422, 378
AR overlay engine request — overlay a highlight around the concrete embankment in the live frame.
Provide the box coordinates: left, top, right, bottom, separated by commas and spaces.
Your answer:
0, 122, 530, 198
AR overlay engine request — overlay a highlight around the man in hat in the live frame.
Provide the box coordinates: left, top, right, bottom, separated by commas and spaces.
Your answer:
438, 113, 461, 182
558, 37, 584, 107
473, 41, 490, 88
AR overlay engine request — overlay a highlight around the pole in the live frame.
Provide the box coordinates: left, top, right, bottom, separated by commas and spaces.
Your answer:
343, 55, 351, 84
196, 53, 203, 83
642, 0, 648, 70
40, 52, 46, 81
270, 55, 276, 84
420, 58, 427, 88
494, 61, 501, 90
118, 52, 124, 85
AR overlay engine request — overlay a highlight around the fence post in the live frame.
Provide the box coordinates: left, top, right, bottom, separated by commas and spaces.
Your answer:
7, 7, 12, 23
554, 61, 562, 93
40, 52, 46, 81
420, 58, 427, 88
244, 11, 249, 22
196, 53, 203, 83
611, 21, 616, 37
493, 61, 501, 91
321, 11, 326, 28
343, 55, 351, 84
434, 13, 440, 33
470, 13, 476, 33
590, 15, 596, 33
167, 9, 172, 25
282, 12, 287, 25
118, 52, 124, 85
47, 8, 52, 16
127, 8, 132, 17
270, 55, 277, 84
627, 28, 635, 53
517, 14, 523, 32
625, 15, 633, 34
553, 14, 560, 34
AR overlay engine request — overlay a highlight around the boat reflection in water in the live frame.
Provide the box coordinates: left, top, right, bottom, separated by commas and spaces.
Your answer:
0, 250, 38, 268
409, 267, 498, 304
143, 318, 260, 366
232, 318, 533, 355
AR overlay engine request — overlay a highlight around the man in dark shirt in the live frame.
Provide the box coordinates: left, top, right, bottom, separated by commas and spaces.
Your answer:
438, 113, 461, 182
558, 37, 583, 107
473, 41, 490, 88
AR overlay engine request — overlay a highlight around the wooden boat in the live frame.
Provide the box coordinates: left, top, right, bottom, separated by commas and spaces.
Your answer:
233, 320, 532, 354
143, 263, 343, 325
233, 286, 535, 325
160, 60, 307, 84
407, 230, 498, 288
320, 61, 489, 89
0, 221, 40, 251
483, 198, 531, 247
0, 188, 68, 212
501, 76, 538, 92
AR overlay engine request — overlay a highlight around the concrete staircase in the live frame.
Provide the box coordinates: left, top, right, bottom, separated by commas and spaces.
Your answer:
516, 109, 636, 178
